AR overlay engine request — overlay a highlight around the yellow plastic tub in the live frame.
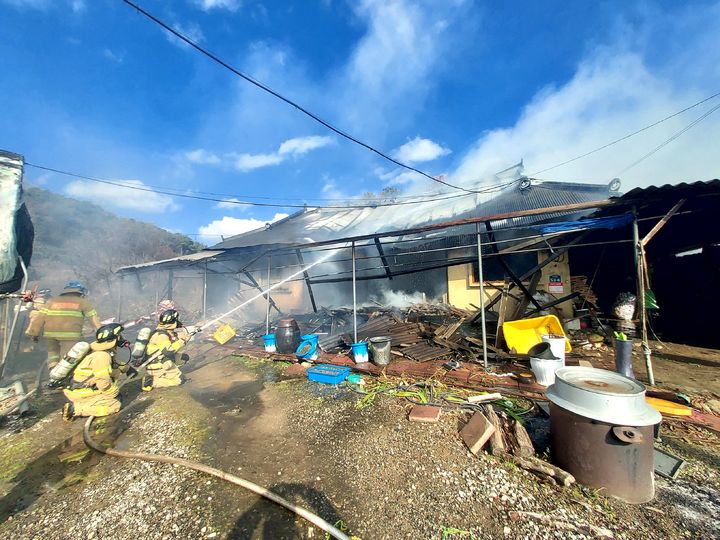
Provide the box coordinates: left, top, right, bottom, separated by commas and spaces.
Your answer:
212, 323, 236, 345
503, 315, 571, 354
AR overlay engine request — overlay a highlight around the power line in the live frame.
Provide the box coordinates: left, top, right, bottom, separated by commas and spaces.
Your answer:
26, 162, 519, 209
530, 90, 720, 176
121, 0, 479, 194
616, 101, 720, 176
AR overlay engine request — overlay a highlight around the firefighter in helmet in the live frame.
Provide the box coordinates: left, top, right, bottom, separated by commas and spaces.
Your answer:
142, 309, 193, 391
62, 323, 131, 421
26, 281, 102, 370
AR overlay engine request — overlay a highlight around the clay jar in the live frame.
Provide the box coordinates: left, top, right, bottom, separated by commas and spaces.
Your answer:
275, 319, 301, 354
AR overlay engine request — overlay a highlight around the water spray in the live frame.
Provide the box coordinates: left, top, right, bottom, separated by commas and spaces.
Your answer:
198, 248, 341, 332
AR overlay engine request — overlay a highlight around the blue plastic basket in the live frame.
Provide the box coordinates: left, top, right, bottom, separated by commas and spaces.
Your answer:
307, 364, 351, 385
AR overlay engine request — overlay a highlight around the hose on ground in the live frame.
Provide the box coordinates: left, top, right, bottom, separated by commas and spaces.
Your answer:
83, 416, 351, 540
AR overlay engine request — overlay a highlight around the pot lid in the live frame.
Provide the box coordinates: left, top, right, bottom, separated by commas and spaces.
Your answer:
546, 367, 661, 426
556, 367, 646, 396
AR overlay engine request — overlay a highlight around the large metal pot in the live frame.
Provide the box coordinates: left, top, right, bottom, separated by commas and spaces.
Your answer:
546, 367, 661, 503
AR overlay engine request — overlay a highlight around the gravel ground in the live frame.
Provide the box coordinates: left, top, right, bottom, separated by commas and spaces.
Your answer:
0, 355, 718, 540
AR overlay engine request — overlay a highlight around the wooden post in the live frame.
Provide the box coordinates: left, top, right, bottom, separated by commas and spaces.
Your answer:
476, 223, 488, 369
117, 275, 124, 322
167, 269, 174, 301
632, 209, 654, 385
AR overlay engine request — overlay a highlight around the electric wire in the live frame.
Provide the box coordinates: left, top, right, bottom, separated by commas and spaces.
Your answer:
26, 163, 519, 209
615, 101, 720, 176
121, 0, 478, 194
530, 90, 720, 176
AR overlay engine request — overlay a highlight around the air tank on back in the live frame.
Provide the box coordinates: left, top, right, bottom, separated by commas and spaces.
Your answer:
48, 341, 90, 387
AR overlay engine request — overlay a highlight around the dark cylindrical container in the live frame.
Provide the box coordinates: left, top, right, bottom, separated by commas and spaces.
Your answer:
275, 319, 301, 354
613, 338, 635, 378
550, 403, 655, 503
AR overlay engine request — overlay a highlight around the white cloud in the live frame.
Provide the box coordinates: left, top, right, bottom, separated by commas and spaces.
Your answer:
64, 179, 179, 213
278, 135, 335, 156
185, 148, 221, 165
233, 152, 284, 172
102, 48, 124, 64
450, 46, 720, 191
233, 135, 334, 171
191, 0, 240, 11
165, 22, 205, 49
214, 197, 245, 209
198, 212, 289, 243
392, 137, 450, 163
70, 0, 85, 13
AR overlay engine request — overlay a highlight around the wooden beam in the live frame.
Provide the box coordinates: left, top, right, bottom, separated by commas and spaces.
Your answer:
641, 198, 686, 247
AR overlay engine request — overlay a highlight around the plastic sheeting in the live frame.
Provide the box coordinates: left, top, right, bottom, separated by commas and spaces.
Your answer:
535, 213, 633, 235
0, 150, 33, 293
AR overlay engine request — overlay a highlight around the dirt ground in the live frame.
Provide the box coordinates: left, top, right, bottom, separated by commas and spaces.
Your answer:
0, 343, 718, 540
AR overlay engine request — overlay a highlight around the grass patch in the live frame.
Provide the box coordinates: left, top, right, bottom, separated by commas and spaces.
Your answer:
0, 436, 35, 482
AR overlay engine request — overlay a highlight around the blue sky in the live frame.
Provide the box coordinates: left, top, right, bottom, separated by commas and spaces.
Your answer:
1, 0, 719, 244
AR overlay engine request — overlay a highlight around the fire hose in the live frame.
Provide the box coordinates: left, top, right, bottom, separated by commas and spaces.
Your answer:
82, 418, 352, 540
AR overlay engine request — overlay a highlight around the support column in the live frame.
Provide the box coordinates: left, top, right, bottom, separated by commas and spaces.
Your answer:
352, 242, 358, 344
202, 262, 208, 321
476, 223, 488, 369
167, 269, 174, 301
296, 249, 318, 313
632, 209, 654, 385
117, 275, 124, 322
266, 256, 271, 336
374, 237, 393, 280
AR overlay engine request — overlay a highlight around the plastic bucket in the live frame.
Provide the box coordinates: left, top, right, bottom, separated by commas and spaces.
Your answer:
542, 334, 567, 365
262, 334, 277, 353
369, 336, 392, 366
296, 334, 319, 361
351, 342, 369, 364
613, 338, 635, 379
530, 357, 564, 386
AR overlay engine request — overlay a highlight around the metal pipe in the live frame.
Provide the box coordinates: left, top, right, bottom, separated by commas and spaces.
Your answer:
265, 255, 271, 335
202, 262, 208, 321
476, 223, 488, 369
117, 274, 124, 322
352, 241, 357, 344
0, 257, 29, 379
632, 210, 654, 385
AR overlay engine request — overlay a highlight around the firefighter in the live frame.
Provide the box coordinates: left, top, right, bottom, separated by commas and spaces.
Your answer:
26, 281, 102, 370
142, 309, 193, 391
62, 323, 131, 421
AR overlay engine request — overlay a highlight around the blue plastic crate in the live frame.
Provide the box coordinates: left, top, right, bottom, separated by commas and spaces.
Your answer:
307, 364, 351, 385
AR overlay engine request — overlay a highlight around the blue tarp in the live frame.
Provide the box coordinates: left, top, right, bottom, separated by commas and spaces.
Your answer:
536, 213, 633, 235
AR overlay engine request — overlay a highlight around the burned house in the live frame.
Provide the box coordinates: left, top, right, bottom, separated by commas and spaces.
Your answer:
116, 177, 617, 324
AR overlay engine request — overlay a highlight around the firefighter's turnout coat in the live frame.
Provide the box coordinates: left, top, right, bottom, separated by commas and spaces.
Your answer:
144, 324, 190, 388
26, 292, 102, 367
62, 344, 121, 417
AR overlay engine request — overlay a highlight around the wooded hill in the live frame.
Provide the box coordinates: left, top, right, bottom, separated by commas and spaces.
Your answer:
23, 186, 203, 313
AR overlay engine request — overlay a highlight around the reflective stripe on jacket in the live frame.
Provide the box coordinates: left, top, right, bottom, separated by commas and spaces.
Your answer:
26, 292, 100, 339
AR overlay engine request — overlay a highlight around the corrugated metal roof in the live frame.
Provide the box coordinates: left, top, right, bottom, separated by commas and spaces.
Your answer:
211, 178, 612, 250
116, 250, 224, 273
617, 179, 720, 200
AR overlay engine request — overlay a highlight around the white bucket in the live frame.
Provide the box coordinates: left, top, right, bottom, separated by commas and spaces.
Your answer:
542, 334, 566, 365
530, 357, 564, 386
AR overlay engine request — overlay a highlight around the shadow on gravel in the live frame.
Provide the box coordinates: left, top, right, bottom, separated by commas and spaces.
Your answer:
227, 482, 345, 540
0, 399, 154, 522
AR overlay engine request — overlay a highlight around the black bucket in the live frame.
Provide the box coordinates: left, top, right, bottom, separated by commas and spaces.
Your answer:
614, 338, 635, 378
